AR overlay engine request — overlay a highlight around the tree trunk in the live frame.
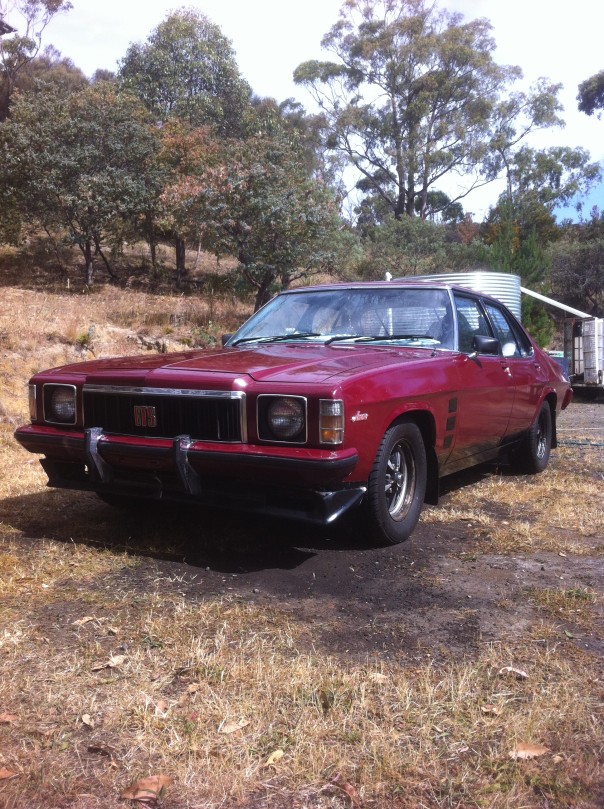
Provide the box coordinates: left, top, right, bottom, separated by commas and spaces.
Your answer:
84, 239, 95, 286
175, 236, 187, 284
254, 270, 275, 311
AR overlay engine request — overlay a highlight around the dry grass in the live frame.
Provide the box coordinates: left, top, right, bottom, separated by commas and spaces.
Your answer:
0, 538, 602, 809
1, 254, 603, 808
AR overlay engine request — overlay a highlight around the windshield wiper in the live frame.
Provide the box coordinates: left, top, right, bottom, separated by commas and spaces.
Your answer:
325, 334, 436, 345
231, 332, 321, 347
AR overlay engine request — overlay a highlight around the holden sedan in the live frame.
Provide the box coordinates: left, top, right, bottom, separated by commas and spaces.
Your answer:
15, 281, 572, 545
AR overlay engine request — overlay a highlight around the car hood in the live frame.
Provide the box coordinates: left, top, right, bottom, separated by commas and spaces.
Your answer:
46, 343, 438, 385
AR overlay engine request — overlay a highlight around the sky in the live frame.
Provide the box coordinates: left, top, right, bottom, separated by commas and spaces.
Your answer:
12, 0, 604, 219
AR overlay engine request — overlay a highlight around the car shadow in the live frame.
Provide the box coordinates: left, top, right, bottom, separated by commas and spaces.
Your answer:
0, 487, 377, 573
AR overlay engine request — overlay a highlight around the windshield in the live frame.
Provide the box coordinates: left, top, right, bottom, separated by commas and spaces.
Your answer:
229, 287, 454, 349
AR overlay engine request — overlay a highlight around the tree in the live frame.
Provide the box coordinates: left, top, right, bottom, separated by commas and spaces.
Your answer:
119, 8, 251, 136
577, 69, 604, 117
155, 121, 222, 283
358, 215, 447, 278
163, 127, 346, 310
0, 85, 162, 284
551, 210, 604, 316
294, 0, 516, 220
492, 144, 600, 214
0, 43, 86, 102
0, 0, 72, 119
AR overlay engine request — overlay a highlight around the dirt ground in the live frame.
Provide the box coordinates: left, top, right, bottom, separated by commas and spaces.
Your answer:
5, 399, 602, 668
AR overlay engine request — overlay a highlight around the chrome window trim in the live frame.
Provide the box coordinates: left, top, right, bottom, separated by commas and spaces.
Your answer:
256, 394, 308, 444
43, 383, 77, 425
82, 385, 247, 443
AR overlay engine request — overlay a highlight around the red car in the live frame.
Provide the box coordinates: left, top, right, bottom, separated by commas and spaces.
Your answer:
15, 281, 572, 545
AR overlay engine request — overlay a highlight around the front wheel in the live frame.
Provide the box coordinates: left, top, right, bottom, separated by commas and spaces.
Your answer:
364, 420, 427, 546
516, 401, 553, 473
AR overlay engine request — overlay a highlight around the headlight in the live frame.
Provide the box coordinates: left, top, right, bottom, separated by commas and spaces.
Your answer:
258, 395, 306, 442
44, 384, 77, 424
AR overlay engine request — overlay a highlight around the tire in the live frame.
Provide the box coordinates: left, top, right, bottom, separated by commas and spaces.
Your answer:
364, 420, 427, 545
516, 401, 553, 474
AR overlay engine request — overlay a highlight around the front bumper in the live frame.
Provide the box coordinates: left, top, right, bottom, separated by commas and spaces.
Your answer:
15, 425, 364, 526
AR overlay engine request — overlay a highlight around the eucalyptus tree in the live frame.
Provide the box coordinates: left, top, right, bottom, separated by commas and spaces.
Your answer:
0, 0, 72, 118
119, 7, 251, 137
294, 0, 517, 220
163, 123, 347, 310
0, 85, 163, 284
577, 69, 604, 117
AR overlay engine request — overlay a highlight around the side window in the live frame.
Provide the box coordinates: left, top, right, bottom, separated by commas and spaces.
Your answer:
454, 294, 491, 353
483, 302, 531, 358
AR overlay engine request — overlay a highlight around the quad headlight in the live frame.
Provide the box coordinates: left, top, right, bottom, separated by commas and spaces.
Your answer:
44, 384, 77, 424
258, 395, 306, 442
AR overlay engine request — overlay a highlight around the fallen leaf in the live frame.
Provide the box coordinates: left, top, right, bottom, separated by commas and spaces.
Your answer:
107, 626, 120, 635
154, 700, 168, 716
498, 666, 528, 680
219, 718, 249, 734
81, 714, 94, 728
0, 713, 18, 724
72, 616, 95, 626
0, 768, 18, 780
187, 683, 200, 694
265, 749, 284, 766
564, 629, 574, 638
481, 704, 502, 716
331, 773, 361, 807
120, 775, 172, 805
509, 743, 550, 760
91, 654, 126, 672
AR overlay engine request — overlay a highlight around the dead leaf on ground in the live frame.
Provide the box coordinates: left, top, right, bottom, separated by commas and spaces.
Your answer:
120, 774, 173, 805
264, 749, 284, 767
72, 616, 95, 626
0, 768, 19, 780
481, 704, 502, 716
0, 713, 18, 724
219, 718, 249, 734
498, 666, 528, 680
91, 654, 126, 672
331, 773, 361, 806
81, 714, 94, 728
154, 700, 168, 716
509, 743, 550, 760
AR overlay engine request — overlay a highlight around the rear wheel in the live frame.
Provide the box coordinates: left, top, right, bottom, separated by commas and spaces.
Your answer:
365, 420, 427, 546
516, 401, 553, 473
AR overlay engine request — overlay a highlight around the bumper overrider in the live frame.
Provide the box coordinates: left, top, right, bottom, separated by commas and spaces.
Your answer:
14, 425, 364, 526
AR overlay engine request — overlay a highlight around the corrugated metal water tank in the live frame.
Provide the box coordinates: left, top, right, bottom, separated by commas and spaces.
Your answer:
408, 271, 522, 320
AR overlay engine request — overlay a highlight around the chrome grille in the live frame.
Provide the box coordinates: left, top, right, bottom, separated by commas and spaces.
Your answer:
83, 385, 245, 442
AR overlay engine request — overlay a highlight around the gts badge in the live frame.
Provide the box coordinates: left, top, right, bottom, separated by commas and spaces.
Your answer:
133, 405, 157, 428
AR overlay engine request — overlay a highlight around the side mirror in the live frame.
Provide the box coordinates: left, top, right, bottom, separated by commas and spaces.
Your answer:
471, 334, 500, 357
221, 334, 233, 347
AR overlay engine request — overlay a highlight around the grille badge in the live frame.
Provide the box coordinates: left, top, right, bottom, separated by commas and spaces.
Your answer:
133, 405, 157, 428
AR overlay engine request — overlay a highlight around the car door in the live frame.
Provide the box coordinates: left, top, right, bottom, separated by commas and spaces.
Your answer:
481, 300, 546, 438
448, 294, 516, 467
